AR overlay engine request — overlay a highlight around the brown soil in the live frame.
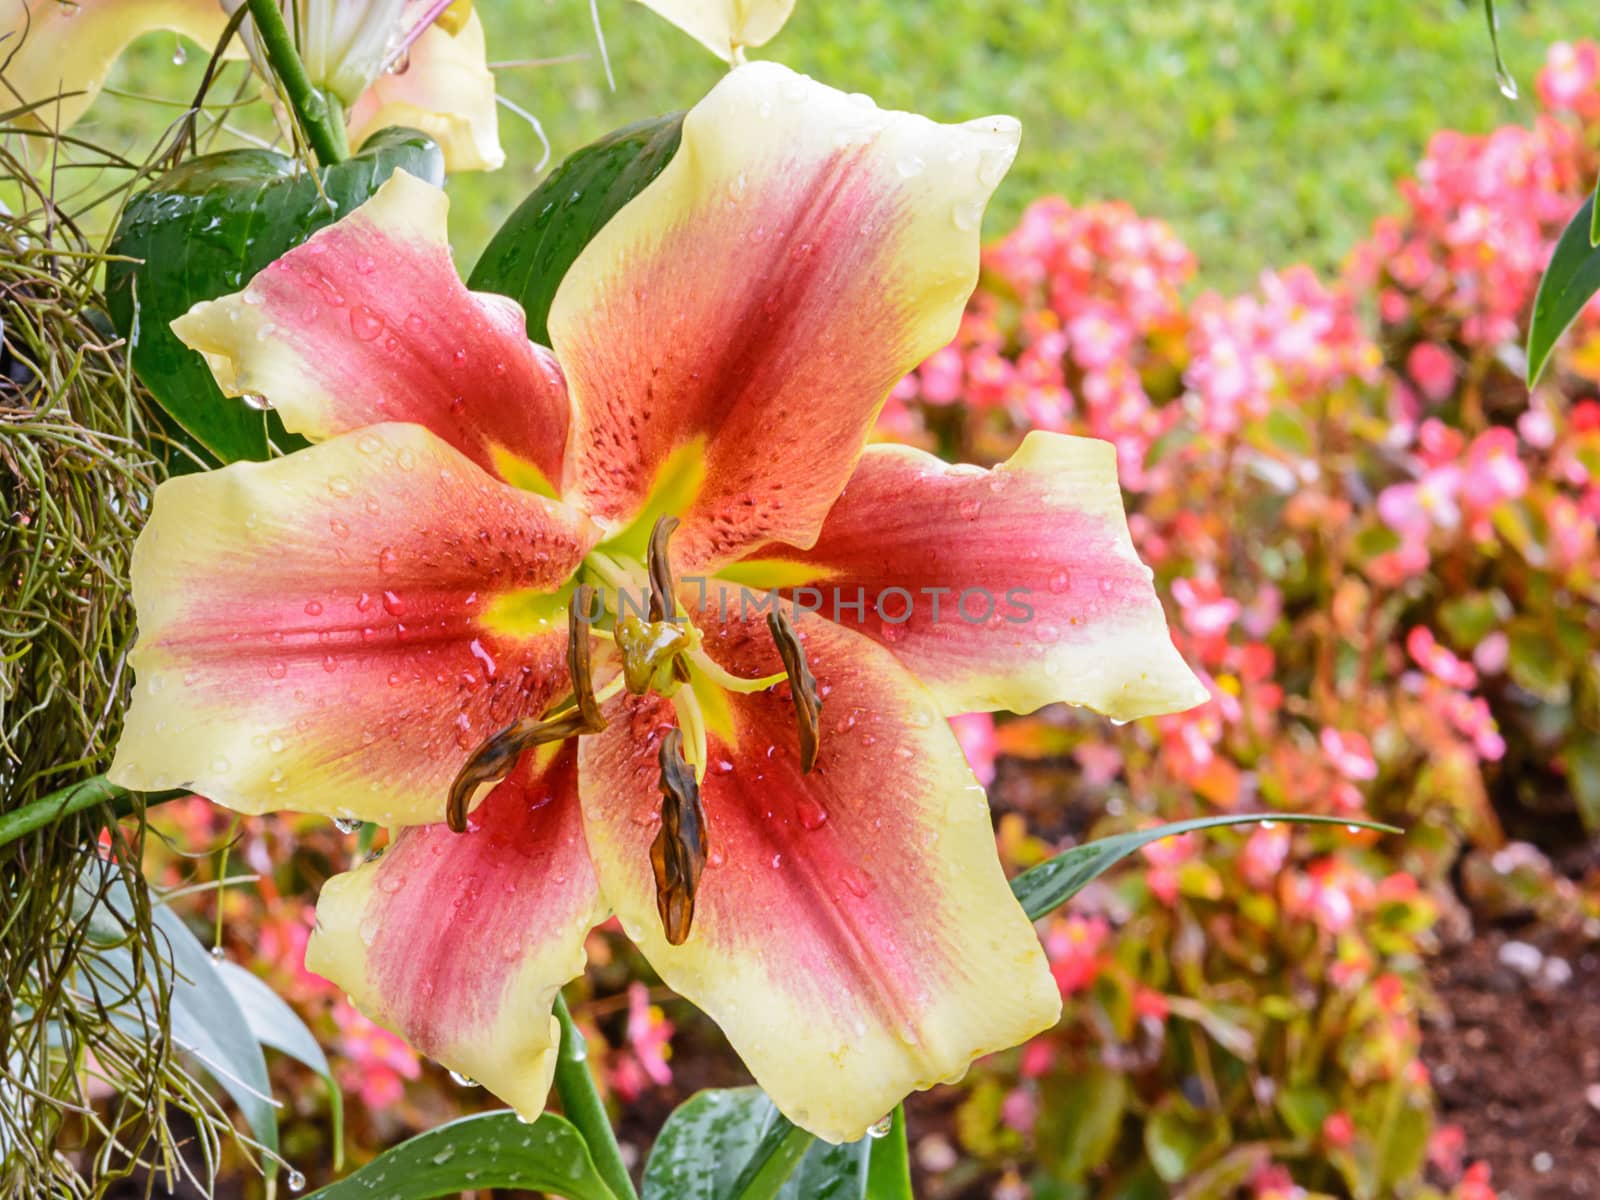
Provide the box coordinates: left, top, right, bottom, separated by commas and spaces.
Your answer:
1422, 927, 1600, 1199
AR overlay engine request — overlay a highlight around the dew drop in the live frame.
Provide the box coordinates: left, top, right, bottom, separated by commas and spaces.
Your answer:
1048, 567, 1072, 594
171, 38, 187, 66
304, 599, 324, 616
287, 1169, 306, 1192
267, 660, 288, 680
209, 945, 225, 963
896, 154, 925, 178
377, 546, 398, 574
242, 391, 273, 410
382, 590, 406, 617
334, 817, 362, 834
349, 305, 384, 341
447, 1070, 477, 1087
951, 198, 985, 232
1260, 819, 1277, 830
957, 496, 983, 519
867, 1113, 893, 1139
796, 798, 828, 831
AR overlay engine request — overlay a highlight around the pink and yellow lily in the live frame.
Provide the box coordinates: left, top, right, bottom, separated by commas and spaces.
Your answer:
108, 63, 1205, 1142
0, 0, 502, 171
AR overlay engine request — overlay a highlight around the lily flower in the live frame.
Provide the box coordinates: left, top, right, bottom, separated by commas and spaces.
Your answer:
1, 0, 233, 133
221, 0, 504, 171
109, 63, 1204, 1142
1, 0, 501, 172
633, 0, 796, 63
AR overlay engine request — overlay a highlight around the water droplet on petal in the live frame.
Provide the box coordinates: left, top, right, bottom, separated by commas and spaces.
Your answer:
867, 1113, 893, 1139
796, 798, 828, 831
334, 817, 362, 834
1049, 568, 1072, 594
447, 1071, 477, 1088
242, 391, 272, 410
209, 945, 225, 963
952, 198, 985, 231
349, 305, 384, 341
287, 1168, 306, 1192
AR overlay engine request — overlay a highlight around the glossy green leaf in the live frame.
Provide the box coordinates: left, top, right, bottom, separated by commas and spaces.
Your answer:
105, 127, 444, 465
216, 960, 344, 1168
864, 1107, 911, 1200
1010, 813, 1397, 921
1037, 1065, 1128, 1181
1527, 194, 1600, 385
303, 1111, 617, 1200
468, 113, 684, 344
642, 1088, 872, 1200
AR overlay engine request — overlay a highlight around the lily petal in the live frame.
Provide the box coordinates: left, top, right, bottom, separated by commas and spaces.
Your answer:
307, 742, 602, 1118
578, 603, 1060, 1143
633, 0, 796, 63
734, 433, 1207, 721
108, 423, 597, 824
1, 0, 233, 133
346, 10, 505, 173
172, 170, 567, 494
550, 62, 1018, 570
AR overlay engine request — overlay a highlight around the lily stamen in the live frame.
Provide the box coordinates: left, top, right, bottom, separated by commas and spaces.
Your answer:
446, 586, 611, 831
650, 728, 709, 947
767, 609, 822, 773
646, 514, 681, 623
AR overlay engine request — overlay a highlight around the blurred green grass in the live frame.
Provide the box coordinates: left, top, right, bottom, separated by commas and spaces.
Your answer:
457, 0, 1585, 287
96, 0, 1589, 289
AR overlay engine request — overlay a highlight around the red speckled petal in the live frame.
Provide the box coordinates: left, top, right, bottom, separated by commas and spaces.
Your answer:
550, 62, 1019, 569
172, 170, 568, 494
730, 433, 1206, 721
578, 602, 1058, 1143
307, 743, 603, 1119
109, 423, 596, 825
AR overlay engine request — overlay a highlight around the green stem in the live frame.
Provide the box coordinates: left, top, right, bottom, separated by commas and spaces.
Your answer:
0, 775, 183, 849
244, 0, 348, 167
865, 1107, 913, 1199
553, 992, 638, 1200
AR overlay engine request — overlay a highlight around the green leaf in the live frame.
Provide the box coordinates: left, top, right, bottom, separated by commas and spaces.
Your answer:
216, 960, 345, 1168
1037, 1065, 1128, 1181
1566, 739, 1600, 834
468, 113, 684, 344
1009, 814, 1397, 921
303, 1111, 617, 1200
1144, 1096, 1229, 1183
1527, 194, 1600, 385
642, 1088, 872, 1200
105, 127, 445, 464
864, 1107, 912, 1200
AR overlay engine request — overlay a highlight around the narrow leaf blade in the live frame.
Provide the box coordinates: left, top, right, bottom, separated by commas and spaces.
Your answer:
1010, 814, 1397, 921
1527, 194, 1600, 385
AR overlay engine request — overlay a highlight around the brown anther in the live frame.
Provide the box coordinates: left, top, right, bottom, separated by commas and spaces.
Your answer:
568, 584, 606, 728
767, 608, 822, 773
650, 728, 708, 946
646, 514, 680, 623
447, 588, 608, 832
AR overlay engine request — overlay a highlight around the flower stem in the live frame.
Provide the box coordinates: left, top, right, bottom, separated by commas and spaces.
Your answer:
552, 991, 638, 1200
244, 0, 349, 167
0, 775, 184, 850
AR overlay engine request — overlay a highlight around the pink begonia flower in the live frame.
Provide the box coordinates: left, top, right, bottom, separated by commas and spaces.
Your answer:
107, 64, 1203, 1142
949, 712, 998, 788
1405, 341, 1458, 402
1239, 823, 1291, 891
1319, 728, 1377, 782
1140, 829, 1197, 907
1406, 627, 1478, 689
1000, 1085, 1038, 1135
1537, 41, 1600, 118
332, 999, 422, 1109
1472, 631, 1509, 676
609, 982, 673, 1102
1043, 915, 1108, 997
